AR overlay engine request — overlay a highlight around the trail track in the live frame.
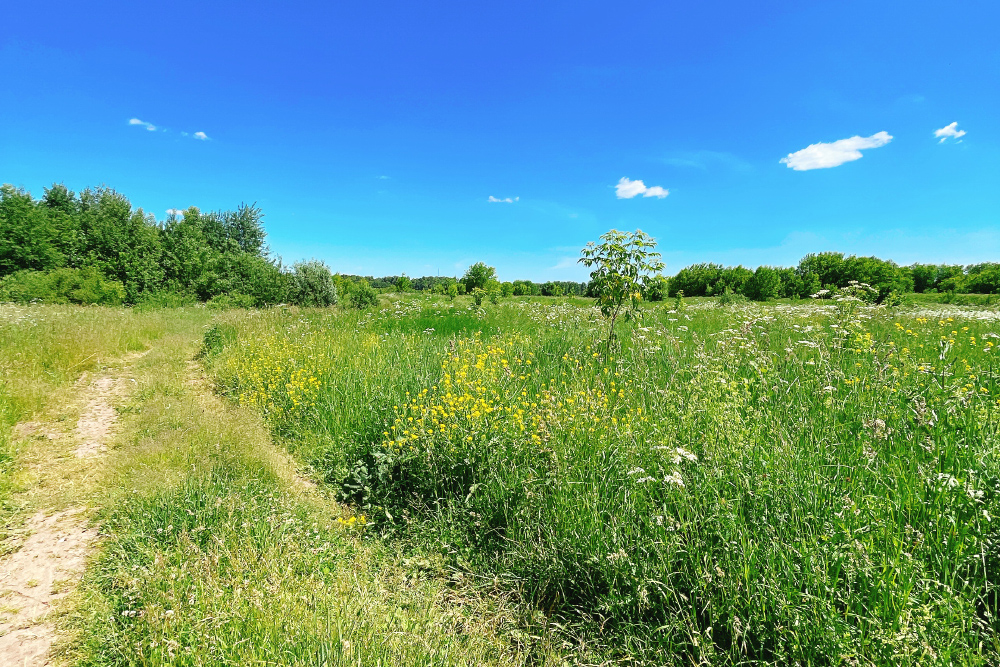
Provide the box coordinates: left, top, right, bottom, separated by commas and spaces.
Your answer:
0, 366, 132, 666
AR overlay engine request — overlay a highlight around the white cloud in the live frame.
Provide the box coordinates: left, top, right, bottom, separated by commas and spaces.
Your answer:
165, 208, 185, 216
780, 131, 892, 171
128, 118, 156, 131
488, 196, 519, 203
934, 121, 966, 143
615, 177, 669, 199
551, 257, 577, 270
376, 175, 391, 180
193, 131, 209, 140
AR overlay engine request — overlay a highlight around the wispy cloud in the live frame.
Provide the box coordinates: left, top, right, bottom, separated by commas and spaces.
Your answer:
488, 195, 519, 203
376, 175, 391, 180
551, 257, 577, 270
165, 208, 185, 216
663, 150, 752, 172
615, 177, 669, 199
780, 131, 892, 171
934, 122, 966, 143
128, 118, 157, 131
193, 131, 209, 141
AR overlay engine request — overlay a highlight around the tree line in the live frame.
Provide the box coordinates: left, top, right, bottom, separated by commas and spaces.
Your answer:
1, 183, 997, 307
668, 252, 1000, 303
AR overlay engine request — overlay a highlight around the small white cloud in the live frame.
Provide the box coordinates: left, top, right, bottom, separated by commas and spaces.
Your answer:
128, 118, 157, 131
934, 122, 966, 143
192, 131, 209, 140
165, 208, 185, 217
780, 131, 892, 171
615, 177, 669, 199
488, 196, 519, 203
376, 175, 391, 180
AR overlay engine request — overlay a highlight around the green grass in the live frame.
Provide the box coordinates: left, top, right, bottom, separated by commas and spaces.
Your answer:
53, 306, 562, 666
207, 296, 1000, 665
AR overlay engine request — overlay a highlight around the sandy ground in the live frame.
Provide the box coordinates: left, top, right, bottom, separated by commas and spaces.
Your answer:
0, 369, 129, 666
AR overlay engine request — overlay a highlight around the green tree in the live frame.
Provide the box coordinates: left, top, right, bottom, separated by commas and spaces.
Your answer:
0, 185, 64, 274
396, 274, 412, 292
744, 266, 782, 301
461, 262, 497, 293
579, 229, 664, 350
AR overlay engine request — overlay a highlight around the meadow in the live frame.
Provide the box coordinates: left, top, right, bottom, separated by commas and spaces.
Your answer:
0, 295, 997, 665
204, 294, 1000, 665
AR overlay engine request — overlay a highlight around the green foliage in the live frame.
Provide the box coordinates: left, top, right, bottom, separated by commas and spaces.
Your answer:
644, 274, 669, 302
290, 260, 338, 307
349, 281, 379, 309
668, 263, 724, 297
716, 286, 748, 306
461, 262, 497, 293
396, 275, 412, 292
579, 229, 664, 348
540, 281, 563, 297
471, 287, 487, 306
500, 282, 514, 298
0, 185, 66, 274
511, 280, 535, 296
744, 265, 782, 301
0, 267, 125, 305
964, 262, 1000, 294
207, 292, 258, 309
446, 281, 458, 300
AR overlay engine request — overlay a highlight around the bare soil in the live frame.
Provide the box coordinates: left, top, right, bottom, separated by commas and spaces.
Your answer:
0, 367, 133, 665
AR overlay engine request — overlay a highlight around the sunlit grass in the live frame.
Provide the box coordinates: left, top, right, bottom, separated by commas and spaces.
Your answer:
209, 296, 1000, 665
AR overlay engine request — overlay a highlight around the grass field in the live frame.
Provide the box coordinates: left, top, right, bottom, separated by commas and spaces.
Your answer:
207, 295, 1000, 665
1, 296, 998, 665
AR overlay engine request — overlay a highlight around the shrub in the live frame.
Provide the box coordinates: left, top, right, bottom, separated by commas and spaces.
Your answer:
500, 282, 514, 298
289, 260, 337, 307
0, 267, 125, 305
645, 274, 669, 302
349, 281, 379, 309
716, 286, 748, 306
206, 292, 257, 309
471, 287, 486, 306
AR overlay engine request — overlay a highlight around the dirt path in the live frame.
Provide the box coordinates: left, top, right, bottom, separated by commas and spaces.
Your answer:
0, 367, 132, 666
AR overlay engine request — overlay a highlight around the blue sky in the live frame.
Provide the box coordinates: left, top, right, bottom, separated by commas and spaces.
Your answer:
2, 1, 997, 281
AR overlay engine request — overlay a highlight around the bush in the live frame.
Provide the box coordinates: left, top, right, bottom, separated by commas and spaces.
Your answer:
349, 281, 379, 309
206, 293, 257, 309
471, 287, 486, 306
645, 275, 669, 302
716, 286, 748, 307
290, 260, 337, 307
0, 267, 125, 305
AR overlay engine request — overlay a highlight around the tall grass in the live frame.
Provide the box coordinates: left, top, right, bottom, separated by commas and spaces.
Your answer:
210, 296, 1000, 665
62, 307, 558, 666
0, 304, 175, 524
